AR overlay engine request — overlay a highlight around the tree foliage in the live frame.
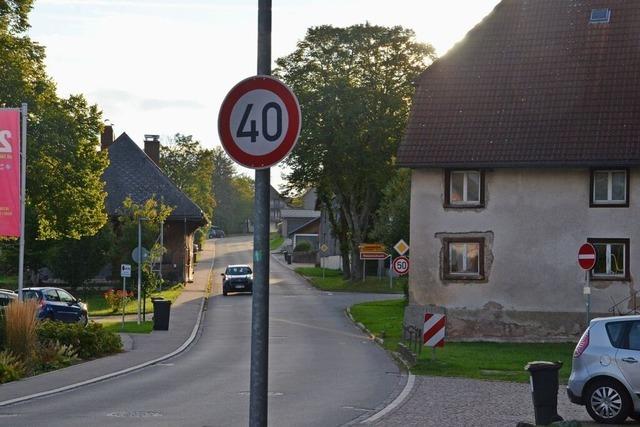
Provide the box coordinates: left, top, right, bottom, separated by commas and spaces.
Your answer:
0, 0, 33, 34
46, 226, 114, 290
0, 4, 108, 279
275, 24, 435, 279
0, 4, 108, 241
371, 168, 411, 248
211, 147, 254, 234
160, 133, 214, 221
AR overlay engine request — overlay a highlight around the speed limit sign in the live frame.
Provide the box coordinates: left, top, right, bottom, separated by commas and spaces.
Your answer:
392, 256, 410, 275
218, 76, 301, 169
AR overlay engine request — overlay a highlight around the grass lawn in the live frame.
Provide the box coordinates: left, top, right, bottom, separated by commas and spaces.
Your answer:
87, 284, 185, 316
295, 267, 405, 294
0, 275, 17, 290
101, 320, 153, 334
350, 299, 576, 383
270, 233, 284, 251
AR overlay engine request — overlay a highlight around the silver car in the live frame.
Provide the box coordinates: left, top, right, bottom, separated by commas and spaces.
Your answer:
568, 315, 640, 424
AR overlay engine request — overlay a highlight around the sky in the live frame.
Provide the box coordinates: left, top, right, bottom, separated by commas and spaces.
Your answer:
28, 0, 501, 190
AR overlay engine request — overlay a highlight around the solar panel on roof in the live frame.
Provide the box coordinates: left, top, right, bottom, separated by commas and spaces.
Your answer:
590, 8, 611, 23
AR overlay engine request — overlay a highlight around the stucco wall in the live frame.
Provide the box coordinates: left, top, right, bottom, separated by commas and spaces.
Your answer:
410, 168, 639, 319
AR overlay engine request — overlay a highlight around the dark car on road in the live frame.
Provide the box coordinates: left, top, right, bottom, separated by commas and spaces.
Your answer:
23, 287, 88, 325
221, 265, 252, 296
208, 226, 225, 239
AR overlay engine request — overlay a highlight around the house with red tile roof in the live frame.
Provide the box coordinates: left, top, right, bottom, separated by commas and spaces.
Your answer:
399, 0, 640, 340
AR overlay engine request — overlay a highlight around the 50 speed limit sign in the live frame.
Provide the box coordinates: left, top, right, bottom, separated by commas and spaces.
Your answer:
392, 256, 410, 275
218, 76, 301, 169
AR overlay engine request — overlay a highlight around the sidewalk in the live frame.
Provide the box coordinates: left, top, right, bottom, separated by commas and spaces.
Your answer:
0, 241, 214, 404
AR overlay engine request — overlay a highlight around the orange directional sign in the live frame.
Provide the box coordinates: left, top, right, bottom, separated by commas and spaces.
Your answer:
359, 243, 386, 253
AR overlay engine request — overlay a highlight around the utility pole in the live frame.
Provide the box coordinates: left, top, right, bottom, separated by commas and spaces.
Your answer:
250, 1, 271, 425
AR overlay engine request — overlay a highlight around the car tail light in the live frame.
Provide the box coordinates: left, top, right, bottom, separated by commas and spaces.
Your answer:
574, 329, 590, 358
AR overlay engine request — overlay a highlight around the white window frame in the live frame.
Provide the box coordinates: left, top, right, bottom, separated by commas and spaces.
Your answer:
450, 171, 481, 205
592, 242, 626, 278
592, 170, 627, 204
448, 242, 480, 276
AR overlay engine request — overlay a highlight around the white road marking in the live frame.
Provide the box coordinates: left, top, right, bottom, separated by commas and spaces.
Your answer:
360, 373, 415, 424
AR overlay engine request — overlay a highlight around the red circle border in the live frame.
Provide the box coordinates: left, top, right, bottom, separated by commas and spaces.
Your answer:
393, 256, 410, 275
218, 76, 301, 169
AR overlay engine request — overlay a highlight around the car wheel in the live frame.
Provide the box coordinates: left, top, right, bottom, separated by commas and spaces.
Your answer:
223, 291, 228, 296
585, 380, 632, 424
47, 313, 55, 322
78, 312, 88, 326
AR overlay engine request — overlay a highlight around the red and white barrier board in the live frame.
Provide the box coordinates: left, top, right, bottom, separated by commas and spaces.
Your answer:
423, 313, 445, 347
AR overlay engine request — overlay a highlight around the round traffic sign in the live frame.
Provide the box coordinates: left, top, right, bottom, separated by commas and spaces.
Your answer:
218, 76, 301, 169
393, 256, 410, 275
578, 243, 597, 270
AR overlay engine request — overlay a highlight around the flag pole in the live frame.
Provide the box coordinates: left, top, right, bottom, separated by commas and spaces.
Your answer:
17, 103, 27, 301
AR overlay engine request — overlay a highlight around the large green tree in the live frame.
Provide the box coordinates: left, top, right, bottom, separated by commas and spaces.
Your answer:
160, 133, 214, 221
0, 1, 108, 280
211, 147, 254, 234
371, 168, 411, 249
275, 24, 435, 279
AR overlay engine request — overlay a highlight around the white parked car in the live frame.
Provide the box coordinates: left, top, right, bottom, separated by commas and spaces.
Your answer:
568, 315, 640, 424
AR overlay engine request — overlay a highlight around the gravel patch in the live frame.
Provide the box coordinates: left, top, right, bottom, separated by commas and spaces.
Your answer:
372, 376, 594, 426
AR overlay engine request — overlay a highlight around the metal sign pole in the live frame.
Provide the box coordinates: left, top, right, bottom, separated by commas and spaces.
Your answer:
586, 271, 591, 324
17, 103, 27, 301
121, 277, 126, 330
137, 217, 142, 325
389, 254, 393, 289
250, 1, 271, 425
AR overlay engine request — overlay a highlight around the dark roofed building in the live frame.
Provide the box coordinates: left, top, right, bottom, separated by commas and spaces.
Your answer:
400, 0, 640, 341
102, 130, 207, 283
399, 0, 640, 168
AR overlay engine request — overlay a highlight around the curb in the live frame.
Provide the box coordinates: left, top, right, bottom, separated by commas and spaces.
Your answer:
344, 306, 416, 424
0, 253, 215, 408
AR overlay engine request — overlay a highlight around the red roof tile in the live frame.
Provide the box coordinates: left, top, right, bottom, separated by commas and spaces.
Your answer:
398, 0, 640, 168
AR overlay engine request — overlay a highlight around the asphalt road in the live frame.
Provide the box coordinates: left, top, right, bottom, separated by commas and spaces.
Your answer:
1, 235, 403, 427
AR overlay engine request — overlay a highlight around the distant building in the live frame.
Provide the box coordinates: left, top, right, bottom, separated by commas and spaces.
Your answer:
270, 185, 291, 233
101, 128, 207, 283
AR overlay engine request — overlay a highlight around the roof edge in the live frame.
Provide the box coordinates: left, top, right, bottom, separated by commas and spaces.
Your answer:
398, 160, 640, 169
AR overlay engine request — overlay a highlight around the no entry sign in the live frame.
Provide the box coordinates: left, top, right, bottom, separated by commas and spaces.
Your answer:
578, 243, 597, 270
392, 256, 410, 275
218, 76, 301, 169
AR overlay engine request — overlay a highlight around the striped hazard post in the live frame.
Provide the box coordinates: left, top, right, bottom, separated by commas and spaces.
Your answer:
423, 313, 445, 347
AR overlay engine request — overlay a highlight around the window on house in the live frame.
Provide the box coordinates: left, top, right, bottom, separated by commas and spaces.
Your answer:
588, 238, 629, 281
445, 170, 484, 207
443, 238, 484, 280
590, 8, 611, 24
591, 169, 628, 206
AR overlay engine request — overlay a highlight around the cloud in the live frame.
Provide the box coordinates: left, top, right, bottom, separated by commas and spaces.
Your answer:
139, 98, 204, 110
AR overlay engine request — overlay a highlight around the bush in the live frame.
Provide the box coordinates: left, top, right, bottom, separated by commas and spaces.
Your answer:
293, 240, 312, 252
103, 289, 133, 313
37, 321, 122, 359
0, 351, 25, 383
5, 300, 39, 361
35, 341, 78, 372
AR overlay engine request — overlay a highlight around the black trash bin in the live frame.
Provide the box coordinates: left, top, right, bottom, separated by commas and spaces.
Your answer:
525, 361, 563, 425
152, 298, 171, 331
285, 252, 292, 264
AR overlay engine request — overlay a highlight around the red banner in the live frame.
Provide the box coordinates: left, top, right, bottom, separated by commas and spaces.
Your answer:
0, 110, 21, 237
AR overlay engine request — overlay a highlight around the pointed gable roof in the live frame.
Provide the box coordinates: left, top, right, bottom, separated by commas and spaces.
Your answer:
103, 133, 207, 223
399, 0, 640, 168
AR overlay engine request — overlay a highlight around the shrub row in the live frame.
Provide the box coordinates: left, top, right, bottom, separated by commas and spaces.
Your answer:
0, 300, 123, 384
37, 321, 122, 359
